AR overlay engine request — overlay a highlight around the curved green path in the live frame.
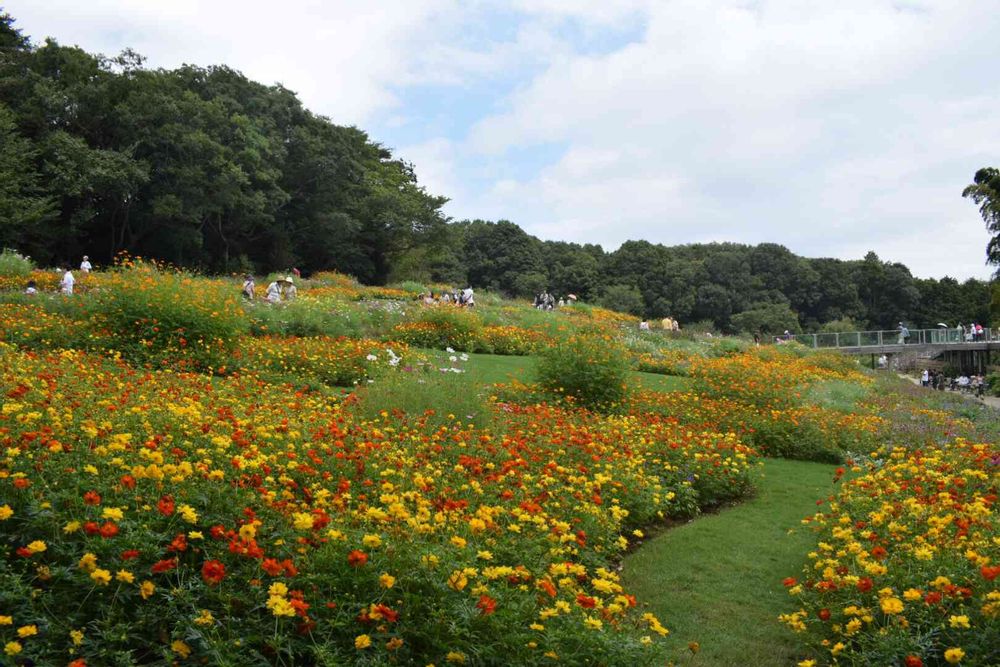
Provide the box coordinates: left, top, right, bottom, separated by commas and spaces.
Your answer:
623, 458, 837, 666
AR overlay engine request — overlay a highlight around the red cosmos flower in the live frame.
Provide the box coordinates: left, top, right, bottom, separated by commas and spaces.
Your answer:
121, 549, 140, 560
83, 521, 100, 535
782, 577, 798, 587
99, 522, 119, 538
871, 546, 888, 560
982, 565, 1000, 581
15, 546, 32, 558
151, 558, 177, 573
83, 490, 101, 505
576, 593, 597, 609
290, 598, 310, 617
347, 550, 368, 567
282, 559, 298, 577
262, 558, 284, 576
905, 656, 924, 667
13, 478, 30, 489
539, 579, 557, 598
924, 592, 942, 605
68, 659, 87, 667
857, 578, 873, 592
201, 560, 226, 585
157, 495, 175, 516
120, 474, 136, 490
476, 594, 497, 616
818, 608, 831, 621
168, 534, 187, 553
373, 604, 398, 623
209, 525, 228, 540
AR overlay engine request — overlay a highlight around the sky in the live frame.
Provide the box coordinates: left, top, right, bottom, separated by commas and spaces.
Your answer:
7, 0, 999, 280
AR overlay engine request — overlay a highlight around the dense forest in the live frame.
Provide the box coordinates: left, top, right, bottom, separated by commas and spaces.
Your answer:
0, 13, 992, 332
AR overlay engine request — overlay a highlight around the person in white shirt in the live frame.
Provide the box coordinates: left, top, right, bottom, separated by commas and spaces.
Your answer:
462, 287, 474, 306
24, 280, 37, 295
80, 255, 92, 273
921, 369, 929, 387
60, 268, 75, 295
265, 280, 282, 304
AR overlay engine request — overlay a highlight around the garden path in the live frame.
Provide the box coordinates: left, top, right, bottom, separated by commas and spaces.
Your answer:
622, 458, 837, 666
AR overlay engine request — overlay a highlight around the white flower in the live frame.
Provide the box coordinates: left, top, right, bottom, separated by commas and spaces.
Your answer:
459, 353, 469, 362
446, 347, 455, 353
449, 355, 458, 362
366, 354, 378, 361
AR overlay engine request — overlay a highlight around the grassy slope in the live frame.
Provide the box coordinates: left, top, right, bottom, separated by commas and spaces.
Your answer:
623, 458, 836, 666
464, 351, 691, 392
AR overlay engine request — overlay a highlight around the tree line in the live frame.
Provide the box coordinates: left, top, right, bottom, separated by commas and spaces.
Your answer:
0, 14, 993, 333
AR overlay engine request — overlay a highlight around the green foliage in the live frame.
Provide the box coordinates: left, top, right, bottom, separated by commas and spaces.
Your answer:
535, 334, 629, 410
730, 302, 801, 335
963, 166, 1000, 275
597, 284, 645, 317
349, 353, 497, 431
0, 248, 35, 276
86, 262, 248, 370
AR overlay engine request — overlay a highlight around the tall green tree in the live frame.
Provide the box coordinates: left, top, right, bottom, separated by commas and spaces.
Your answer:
963, 167, 1000, 274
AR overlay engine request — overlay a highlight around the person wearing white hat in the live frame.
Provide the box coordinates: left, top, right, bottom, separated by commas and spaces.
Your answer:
80, 255, 92, 273
282, 275, 297, 300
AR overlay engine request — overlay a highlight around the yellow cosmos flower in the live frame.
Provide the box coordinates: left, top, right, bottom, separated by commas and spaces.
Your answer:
0, 616, 11, 625
78, 552, 98, 572
446, 652, 467, 664
949, 615, 970, 629
379, 573, 396, 589
172, 639, 191, 658
944, 647, 964, 663
362, 534, 382, 548
194, 610, 215, 626
25, 540, 46, 554
139, 580, 155, 600
880, 597, 904, 614
63, 521, 81, 534
115, 570, 134, 584
4, 641, 22, 656
354, 634, 372, 649
70, 629, 84, 646
0, 505, 12, 520
102, 507, 124, 521
16, 625, 37, 638
90, 568, 112, 586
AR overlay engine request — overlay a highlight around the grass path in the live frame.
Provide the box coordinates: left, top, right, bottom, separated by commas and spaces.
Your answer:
623, 458, 837, 666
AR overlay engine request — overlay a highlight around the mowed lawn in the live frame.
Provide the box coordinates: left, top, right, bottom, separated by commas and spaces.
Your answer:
623, 458, 837, 666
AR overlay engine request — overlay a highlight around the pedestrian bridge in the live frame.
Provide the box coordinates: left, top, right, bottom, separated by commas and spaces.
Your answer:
787, 328, 997, 356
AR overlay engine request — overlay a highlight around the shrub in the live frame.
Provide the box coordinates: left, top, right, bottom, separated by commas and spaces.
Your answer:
388, 308, 483, 351
0, 248, 35, 277
535, 333, 629, 410
230, 336, 406, 388
86, 261, 248, 371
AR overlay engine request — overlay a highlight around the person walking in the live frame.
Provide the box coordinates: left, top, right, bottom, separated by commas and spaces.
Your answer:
898, 322, 909, 345
921, 369, 929, 387
80, 255, 92, 273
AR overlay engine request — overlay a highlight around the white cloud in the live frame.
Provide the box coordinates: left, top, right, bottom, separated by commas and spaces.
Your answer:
8, 0, 999, 279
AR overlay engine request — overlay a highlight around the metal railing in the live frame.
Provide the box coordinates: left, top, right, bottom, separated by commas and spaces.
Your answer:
786, 328, 996, 349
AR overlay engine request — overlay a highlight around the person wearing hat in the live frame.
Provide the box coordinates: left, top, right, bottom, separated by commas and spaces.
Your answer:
282, 275, 297, 300
80, 255, 92, 273
265, 277, 282, 304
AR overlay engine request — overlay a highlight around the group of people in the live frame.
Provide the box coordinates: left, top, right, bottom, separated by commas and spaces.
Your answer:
24, 256, 92, 296
957, 322, 987, 342
920, 369, 987, 396
638, 317, 681, 331
242, 273, 297, 303
418, 288, 475, 307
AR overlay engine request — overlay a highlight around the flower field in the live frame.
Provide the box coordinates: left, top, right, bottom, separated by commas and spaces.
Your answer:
782, 439, 999, 666
0, 263, 995, 666
0, 342, 757, 664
